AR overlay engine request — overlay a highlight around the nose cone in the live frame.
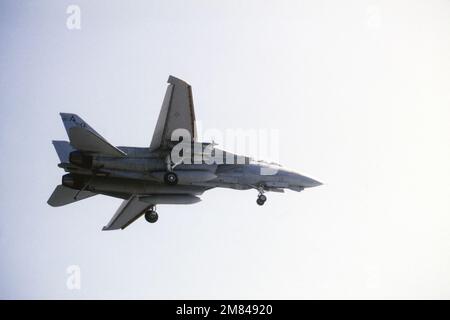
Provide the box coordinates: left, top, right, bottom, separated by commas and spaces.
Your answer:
292, 173, 322, 188
276, 168, 323, 188
303, 176, 322, 187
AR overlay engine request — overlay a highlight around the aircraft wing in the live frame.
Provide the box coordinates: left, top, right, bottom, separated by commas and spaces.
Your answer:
102, 195, 151, 231
150, 76, 197, 151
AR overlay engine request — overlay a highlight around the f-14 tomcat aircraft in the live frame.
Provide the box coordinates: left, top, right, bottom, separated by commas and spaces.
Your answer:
48, 76, 321, 230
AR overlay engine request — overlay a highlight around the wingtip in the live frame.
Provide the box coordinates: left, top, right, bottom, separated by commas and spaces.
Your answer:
168, 75, 189, 86
47, 199, 56, 207
59, 112, 74, 118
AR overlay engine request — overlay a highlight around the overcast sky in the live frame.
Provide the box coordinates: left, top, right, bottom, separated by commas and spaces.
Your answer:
1, 0, 449, 299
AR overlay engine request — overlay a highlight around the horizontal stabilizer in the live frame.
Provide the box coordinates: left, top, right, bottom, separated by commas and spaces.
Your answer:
47, 185, 97, 207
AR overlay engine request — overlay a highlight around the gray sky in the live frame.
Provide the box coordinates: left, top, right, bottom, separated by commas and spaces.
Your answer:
1, 0, 450, 299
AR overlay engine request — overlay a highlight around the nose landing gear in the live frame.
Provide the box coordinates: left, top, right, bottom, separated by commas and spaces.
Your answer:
255, 185, 267, 206
256, 193, 267, 206
144, 207, 158, 223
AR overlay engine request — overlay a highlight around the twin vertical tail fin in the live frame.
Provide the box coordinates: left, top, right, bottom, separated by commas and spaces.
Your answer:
59, 113, 126, 157
52, 140, 75, 164
48, 113, 125, 207
60, 113, 101, 136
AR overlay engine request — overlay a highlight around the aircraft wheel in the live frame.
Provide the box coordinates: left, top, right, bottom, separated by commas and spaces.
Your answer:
258, 194, 267, 202
256, 198, 265, 206
164, 172, 178, 185
145, 210, 158, 223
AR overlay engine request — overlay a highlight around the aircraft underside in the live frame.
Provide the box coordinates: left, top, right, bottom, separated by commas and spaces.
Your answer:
48, 76, 321, 230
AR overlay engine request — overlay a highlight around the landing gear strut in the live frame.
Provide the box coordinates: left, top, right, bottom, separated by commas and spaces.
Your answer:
256, 188, 267, 206
164, 154, 178, 185
145, 207, 158, 223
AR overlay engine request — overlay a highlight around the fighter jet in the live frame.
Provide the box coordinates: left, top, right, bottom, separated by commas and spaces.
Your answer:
48, 76, 321, 230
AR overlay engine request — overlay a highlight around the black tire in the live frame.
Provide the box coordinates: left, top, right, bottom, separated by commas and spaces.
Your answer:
164, 172, 178, 185
258, 194, 267, 202
145, 210, 158, 223
256, 198, 265, 206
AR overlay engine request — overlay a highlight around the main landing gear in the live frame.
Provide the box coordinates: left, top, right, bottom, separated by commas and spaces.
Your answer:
145, 206, 158, 223
164, 172, 178, 185
164, 154, 178, 186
